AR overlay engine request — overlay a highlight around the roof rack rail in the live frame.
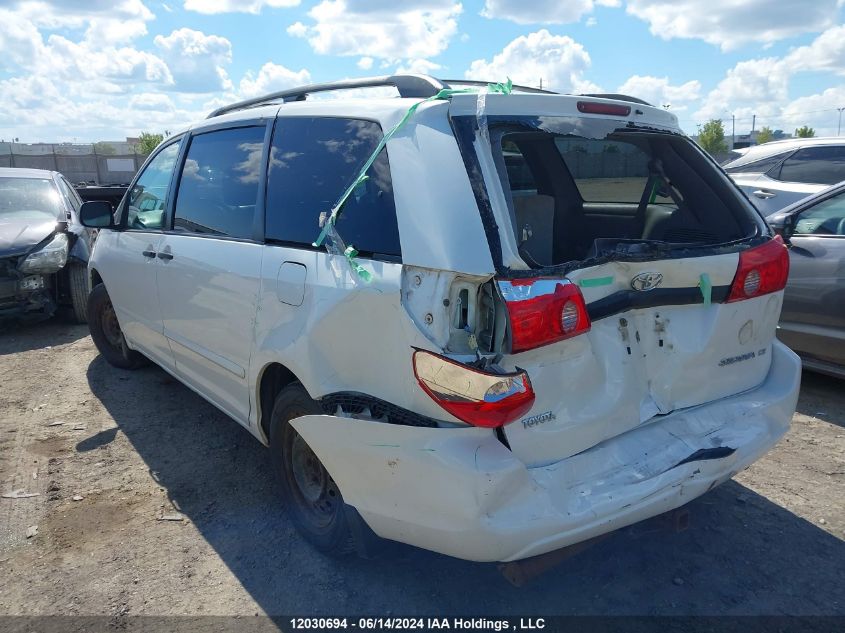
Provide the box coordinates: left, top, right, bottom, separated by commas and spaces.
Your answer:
207, 74, 447, 118
580, 93, 653, 106
441, 79, 556, 95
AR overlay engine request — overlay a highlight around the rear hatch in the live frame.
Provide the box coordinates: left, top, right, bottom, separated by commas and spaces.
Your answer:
447, 94, 788, 466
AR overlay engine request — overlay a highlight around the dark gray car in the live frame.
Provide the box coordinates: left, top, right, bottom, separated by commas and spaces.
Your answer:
0, 167, 95, 322
767, 182, 845, 378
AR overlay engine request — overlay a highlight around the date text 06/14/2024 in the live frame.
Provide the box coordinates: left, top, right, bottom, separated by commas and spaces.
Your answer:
288, 617, 547, 631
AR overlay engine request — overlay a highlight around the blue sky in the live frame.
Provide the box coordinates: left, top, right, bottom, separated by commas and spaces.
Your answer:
1, 0, 844, 142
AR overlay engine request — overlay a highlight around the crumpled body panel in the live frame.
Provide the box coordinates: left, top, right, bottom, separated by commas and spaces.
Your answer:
292, 341, 800, 562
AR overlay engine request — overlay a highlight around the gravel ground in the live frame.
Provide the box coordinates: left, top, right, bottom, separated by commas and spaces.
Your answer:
0, 320, 843, 618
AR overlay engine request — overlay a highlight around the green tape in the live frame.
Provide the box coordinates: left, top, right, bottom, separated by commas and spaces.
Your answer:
343, 246, 372, 284
313, 79, 513, 249
699, 272, 712, 306
579, 276, 614, 287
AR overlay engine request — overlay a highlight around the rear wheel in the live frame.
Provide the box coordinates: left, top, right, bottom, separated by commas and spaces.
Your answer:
269, 383, 354, 556
67, 263, 89, 324
87, 284, 147, 369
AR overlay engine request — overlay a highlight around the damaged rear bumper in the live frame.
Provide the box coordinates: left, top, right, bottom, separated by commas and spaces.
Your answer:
291, 341, 800, 562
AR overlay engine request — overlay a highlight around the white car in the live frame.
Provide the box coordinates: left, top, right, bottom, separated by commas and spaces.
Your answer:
79, 75, 800, 563
724, 137, 845, 215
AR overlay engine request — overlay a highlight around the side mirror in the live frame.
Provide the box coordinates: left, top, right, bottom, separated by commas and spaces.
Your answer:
767, 212, 795, 246
79, 200, 115, 228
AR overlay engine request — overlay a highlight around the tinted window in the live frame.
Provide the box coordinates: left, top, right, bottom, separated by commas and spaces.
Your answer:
775, 146, 845, 185
502, 140, 537, 192
724, 152, 791, 174
793, 191, 845, 236
173, 126, 265, 239
126, 140, 182, 230
265, 117, 401, 257
554, 138, 672, 203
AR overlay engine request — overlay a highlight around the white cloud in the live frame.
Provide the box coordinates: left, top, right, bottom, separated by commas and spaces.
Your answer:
617, 75, 700, 108
154, 28, 233, 93
481, 0, 618, 25
694, 58, 787, 120
183, 0, 299, 14
357, 56, 374, 70
693, 22, 845, 123
395, 58, 442, 75
780, 86, 845, 136
129, 93, 176, 112
625, 0, 841, 50
289, 0, 461, 59
238, 62, 311, 98
782, 24, 845, 75
1, 0, 155, 48
466, 30, 597, 94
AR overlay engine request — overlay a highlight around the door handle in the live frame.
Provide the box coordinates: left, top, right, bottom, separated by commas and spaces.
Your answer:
142, 250, 156, 258
753, 190, 777, 199
157, 252, 173, 261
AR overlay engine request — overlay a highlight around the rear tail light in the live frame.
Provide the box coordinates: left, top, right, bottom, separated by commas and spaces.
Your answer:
726, 236, 789, 303
577, 101, 631, 116
498, 279, 591, 353
412, 350, 535, 428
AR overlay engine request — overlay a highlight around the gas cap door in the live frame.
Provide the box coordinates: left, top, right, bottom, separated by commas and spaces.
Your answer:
276, 261, 307, 306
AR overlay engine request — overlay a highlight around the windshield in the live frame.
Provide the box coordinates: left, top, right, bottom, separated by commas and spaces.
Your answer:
0, 177, 64, 223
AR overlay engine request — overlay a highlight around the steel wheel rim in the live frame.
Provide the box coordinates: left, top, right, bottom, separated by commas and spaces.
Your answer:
100, 301, 123, 348
289, 429, 339, 528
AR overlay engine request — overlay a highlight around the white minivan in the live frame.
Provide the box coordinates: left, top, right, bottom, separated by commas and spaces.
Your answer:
79, 75, 801, 563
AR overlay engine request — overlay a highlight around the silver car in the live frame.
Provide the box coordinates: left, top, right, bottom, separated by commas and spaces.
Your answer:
725, 137, 845, 215
767, 182, 845, 377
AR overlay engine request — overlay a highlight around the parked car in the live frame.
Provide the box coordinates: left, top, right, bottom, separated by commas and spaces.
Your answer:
0, 167, 93, 322
724, 137, 845, 215
766, 182, 845, 378
78, 75, 800, 563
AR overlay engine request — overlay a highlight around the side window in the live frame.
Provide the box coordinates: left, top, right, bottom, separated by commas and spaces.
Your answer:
775, 146, 845, 185
555, 138, 672, 204
725, 152, 791, 174
126, 140, 182, 230
502, 140, 537, 192
265, 117, 401, 258
173, 126, 265, 239
793, 191, 845, 236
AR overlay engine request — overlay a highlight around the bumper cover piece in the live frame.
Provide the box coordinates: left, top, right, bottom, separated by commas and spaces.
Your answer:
292, 340, 800, 562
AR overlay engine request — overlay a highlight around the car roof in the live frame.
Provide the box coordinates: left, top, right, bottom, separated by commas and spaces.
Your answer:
723, 136, 845, 169
169, 75, 680, 140
0, 167, 58, 179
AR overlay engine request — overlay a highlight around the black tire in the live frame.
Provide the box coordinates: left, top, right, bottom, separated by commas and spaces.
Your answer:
269, 383, 355, 556
87, 284, 147, 370
67, 263, 90, 324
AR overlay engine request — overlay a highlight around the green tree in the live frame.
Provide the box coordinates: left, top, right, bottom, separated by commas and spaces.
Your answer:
136, 132, 164, 155
794, 125, 815, 138
697, 119, 728, 155
756, 127, 774, 144
93, 142, 116, 155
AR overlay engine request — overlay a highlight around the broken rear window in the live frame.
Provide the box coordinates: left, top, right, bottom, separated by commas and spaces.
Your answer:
457, 115, 761, 269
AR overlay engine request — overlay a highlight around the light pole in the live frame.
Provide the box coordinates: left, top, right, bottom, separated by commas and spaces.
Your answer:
838, 107, 844, 136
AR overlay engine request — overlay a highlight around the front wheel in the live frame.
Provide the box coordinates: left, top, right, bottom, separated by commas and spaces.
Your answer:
269, 383, 355, 556
67, 263, 90, 324
87, 284, 147, 370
